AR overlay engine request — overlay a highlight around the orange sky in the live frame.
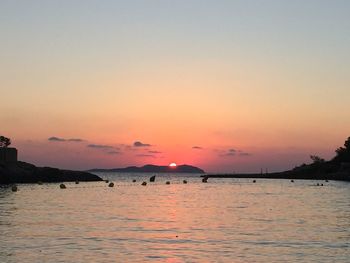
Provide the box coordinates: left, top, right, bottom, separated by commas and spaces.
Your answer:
1, 1, 349, 172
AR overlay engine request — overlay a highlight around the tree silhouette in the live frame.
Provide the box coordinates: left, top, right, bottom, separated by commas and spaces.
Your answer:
310, 155, 325, 163
0, 136, 11, 148
333, 137, 350, 163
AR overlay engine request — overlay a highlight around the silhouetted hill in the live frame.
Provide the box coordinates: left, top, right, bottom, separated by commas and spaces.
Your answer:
89, 164, 205, 174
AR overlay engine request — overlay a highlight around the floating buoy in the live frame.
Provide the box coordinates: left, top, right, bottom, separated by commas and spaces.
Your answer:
132, 179, 136, 183
253, 180, 256, 183
108, 182, 114, 187
291, 180, 294, 183
11, 185, 18, 192
60, 183, 66, 189
183, 180, 187, 184
321, 183, 324, 186
166, 181, 170, 185
149, 175, 156, 182
141, 182, 147, 186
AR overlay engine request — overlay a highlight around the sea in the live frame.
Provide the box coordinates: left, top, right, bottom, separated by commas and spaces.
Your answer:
0, 172, 349, 263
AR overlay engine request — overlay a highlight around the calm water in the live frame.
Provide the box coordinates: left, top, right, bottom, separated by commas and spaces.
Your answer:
0, 173, 349, 263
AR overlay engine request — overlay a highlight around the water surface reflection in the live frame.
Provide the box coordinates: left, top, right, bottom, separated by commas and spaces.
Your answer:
0, 176, 349, 262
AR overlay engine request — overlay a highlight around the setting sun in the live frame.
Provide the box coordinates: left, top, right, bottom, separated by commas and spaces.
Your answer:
169, 163, 177, 167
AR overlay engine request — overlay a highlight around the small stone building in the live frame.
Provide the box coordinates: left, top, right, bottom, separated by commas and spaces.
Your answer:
0, 148, 18, 164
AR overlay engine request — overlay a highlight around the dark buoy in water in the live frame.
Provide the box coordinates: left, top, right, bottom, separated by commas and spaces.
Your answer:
60, 183, 66, 189
183, 180, 188, 184
321, 183, 323, 186
141, 182, 147, 186
291, 180, 294, 183
166, 181, 170, 185
150, 175, 156, 182
132, 179, 136, 183
11, 185, 18, 192
253, 180, 256, 183
108, 182, 114, 187
75, 181, 79, 184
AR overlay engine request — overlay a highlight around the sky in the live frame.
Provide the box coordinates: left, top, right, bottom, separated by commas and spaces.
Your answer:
1, 0, 349, 173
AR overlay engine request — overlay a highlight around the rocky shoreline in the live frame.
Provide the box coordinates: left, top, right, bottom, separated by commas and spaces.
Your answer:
0, 161, 103, 184
205, 162, 350, 182
204, 171, 350, 181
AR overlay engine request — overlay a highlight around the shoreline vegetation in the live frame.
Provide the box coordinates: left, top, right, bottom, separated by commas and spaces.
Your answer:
206, 137, 350, 182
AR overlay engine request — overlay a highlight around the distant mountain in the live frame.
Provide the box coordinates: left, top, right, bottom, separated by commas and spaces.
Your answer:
88, 164, 205, 174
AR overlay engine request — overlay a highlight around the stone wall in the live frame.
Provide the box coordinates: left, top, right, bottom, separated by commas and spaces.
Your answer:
0, 148, 18, 164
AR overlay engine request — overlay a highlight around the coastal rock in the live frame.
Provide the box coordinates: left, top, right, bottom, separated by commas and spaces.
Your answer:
0, 161, 103, 184
149, 175, 156, 182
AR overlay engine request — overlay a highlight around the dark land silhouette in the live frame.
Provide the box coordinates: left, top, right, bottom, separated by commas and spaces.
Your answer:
206, 137, 350, 182
2, 135, 349, 184
89, 164, 205, 174
0, 135, 103, 184
0, 161, 103, 184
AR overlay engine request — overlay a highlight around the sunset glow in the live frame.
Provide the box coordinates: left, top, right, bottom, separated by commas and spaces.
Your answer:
1, 2, 349, 263
1, 1, 349, 173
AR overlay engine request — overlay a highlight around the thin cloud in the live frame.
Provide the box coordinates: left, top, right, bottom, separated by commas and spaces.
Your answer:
136, 154, 156, 158
48, 137, 66, 142
134, 141, 151, 147
192, 146, 203, 150
87, 144, 114, 149
48, 137, 84, 142
67, 138, 84, 142
219, 148, 252, 157
220, 152, 236, 157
